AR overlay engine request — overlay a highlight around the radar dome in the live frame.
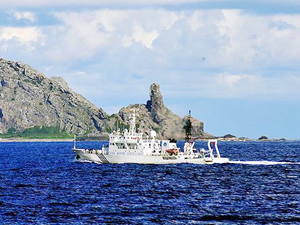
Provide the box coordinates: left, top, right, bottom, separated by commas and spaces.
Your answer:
150, 130, 157, 138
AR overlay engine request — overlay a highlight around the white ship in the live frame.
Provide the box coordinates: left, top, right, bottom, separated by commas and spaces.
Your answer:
72, 112, 229, 164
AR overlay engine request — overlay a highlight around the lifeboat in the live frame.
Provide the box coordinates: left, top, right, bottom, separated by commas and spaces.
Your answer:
166, 148, 179, 155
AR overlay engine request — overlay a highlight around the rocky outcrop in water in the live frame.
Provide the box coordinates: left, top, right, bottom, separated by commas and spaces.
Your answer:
112, 83, 204, 139
0, 58, 204, 139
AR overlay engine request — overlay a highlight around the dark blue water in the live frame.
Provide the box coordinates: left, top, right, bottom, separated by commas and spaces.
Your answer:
1, 141, 300, 224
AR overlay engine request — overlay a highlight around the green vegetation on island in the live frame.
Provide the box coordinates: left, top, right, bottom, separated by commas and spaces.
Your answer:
0, 126, 73, 139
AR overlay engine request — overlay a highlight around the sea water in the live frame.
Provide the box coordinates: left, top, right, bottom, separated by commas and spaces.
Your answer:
0, 141, 300, 224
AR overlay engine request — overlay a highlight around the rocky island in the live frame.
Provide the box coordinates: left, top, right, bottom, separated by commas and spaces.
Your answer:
0, 58, 205, 140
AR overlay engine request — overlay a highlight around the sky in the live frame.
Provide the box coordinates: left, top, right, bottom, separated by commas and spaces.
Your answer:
0, 0, 300, 139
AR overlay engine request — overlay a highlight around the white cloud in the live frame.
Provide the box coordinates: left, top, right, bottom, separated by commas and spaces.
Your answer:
1, 0, 300, 8
212, 74, 258, 99
186, 11, 203, 31
46, 11, 118, 61
25, 9, 299, 69
48, 10, 300, 103
129, 24, 159, 49
13, 11, 35, 23
216, 74, 255, 88
208, 10, 300, 71
0, 26, 45, 50
1, 8, 300, 105
46, 10, 180, 60
157, 11, 184, 30
150, 71, 300, 102
0, 0, 225, 8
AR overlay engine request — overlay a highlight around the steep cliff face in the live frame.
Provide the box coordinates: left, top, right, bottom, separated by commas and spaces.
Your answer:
115, 83, 204, 139
0, 58, 204, 139
0, 58, 108, 135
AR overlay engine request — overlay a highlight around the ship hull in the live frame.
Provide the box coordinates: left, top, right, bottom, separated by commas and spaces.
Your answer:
73, 149, 229, 164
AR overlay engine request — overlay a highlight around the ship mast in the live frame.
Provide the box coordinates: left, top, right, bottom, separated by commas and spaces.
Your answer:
129, 111, 136, 135
184, 110, 192, 142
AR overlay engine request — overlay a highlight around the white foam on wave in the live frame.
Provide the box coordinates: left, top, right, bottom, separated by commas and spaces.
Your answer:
74, 159, 93, 163
229, 161, 298, 165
